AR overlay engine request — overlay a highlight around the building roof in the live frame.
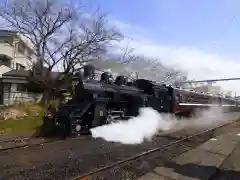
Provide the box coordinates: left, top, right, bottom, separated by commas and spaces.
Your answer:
0, 30, 17, 37
2, 69, 30, 77
0, 61, 122, 82
1, 69, 74, 80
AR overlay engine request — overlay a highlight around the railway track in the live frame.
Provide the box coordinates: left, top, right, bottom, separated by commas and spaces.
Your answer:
0, 135, 89, 152
0, 136, 61, 152
0, 113, 237, 153
0, 136, 32, 143
69, 118, 240, 180
1, 114, 240, 180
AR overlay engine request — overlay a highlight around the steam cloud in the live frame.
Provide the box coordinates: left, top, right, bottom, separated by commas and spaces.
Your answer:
90, 107, 233, 145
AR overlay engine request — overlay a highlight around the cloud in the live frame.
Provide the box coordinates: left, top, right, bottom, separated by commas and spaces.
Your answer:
0, 17, 8, 29
1, 6, 239, 96
109, 18, 240, 96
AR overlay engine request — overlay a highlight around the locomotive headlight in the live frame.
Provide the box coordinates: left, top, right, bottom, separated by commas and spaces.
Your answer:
76, 125, 81, 131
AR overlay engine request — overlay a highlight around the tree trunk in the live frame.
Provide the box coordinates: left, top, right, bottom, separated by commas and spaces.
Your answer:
41, 89, 51, 108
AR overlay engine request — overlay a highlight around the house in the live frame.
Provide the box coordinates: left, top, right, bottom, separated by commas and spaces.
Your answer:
0, 30, 34, 71
0, 29, 39, 105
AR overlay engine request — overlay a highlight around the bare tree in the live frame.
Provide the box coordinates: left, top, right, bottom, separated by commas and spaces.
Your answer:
117, 45, 140, 65
98, 46, 186, 84
87, 45, 141, 79
108, 45, 141, 78
0, 0, 122, 103
120, 55, 185, 85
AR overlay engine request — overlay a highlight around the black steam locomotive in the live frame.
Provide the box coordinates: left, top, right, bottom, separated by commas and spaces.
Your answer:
45, 65, 240, 137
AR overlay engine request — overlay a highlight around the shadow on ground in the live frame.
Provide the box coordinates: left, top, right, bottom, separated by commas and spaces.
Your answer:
160, 162, 240, 180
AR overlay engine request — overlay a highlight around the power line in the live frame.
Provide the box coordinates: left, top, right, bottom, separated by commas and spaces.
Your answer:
178, 77, 240, 84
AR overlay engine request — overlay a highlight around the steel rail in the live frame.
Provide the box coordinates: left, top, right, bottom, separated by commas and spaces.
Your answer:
0, 137, 32, 144
0, 135, 88, 152
69, 119, 239, 180
0, 138, 62, 152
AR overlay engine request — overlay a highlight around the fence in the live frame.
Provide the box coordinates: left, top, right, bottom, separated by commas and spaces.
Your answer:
3, 91, 42, 105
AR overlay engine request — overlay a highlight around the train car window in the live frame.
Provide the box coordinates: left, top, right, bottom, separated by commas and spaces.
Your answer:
187, 96, 193, 102
191, 94, 209, 104
180, 94, 185, 102
195, 95, 204, 103
175, 94, 180, 103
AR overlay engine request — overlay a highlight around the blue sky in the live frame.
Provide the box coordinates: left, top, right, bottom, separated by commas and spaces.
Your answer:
93, 0, 240, 55
1, 0, 240, 94
86, 0, 240, 95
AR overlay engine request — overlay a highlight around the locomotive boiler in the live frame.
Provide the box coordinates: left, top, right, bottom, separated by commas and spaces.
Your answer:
45, 64, 240, 137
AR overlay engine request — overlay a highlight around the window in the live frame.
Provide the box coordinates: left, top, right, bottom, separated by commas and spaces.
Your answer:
18, 43, 25, 54
0, 58, 11, 67
175, 94, 180, 102
12, 62, 15, 69
27, 49, 32, 59
16, 83, 26, 92
16, 63, 25, 71
3, 83, 11, 92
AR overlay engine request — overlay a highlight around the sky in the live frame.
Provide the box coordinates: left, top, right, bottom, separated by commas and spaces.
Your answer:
1, 0, 240, 95
87, 0, 240, 96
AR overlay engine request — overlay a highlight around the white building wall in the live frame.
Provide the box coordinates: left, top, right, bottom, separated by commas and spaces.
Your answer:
0, 32, 35, 71
0, 65, 11, 75
0, 42, 14, 58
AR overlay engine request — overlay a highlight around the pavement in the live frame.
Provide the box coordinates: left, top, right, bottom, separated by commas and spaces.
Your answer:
138, 126, 240, 180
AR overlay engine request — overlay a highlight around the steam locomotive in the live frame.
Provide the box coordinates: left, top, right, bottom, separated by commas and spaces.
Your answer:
45, 65, 240, 137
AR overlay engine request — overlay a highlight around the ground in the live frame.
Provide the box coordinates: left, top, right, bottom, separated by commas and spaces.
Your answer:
0, 113, 239, 180
0, 103, 43, 134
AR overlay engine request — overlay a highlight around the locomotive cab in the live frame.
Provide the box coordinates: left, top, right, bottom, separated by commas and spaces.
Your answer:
135, 79, 173, 114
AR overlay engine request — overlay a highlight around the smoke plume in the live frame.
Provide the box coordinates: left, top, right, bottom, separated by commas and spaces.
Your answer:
90, 107, 233, 145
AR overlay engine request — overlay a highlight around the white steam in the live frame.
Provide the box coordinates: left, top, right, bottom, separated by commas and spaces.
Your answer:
90, 107, 234, 145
